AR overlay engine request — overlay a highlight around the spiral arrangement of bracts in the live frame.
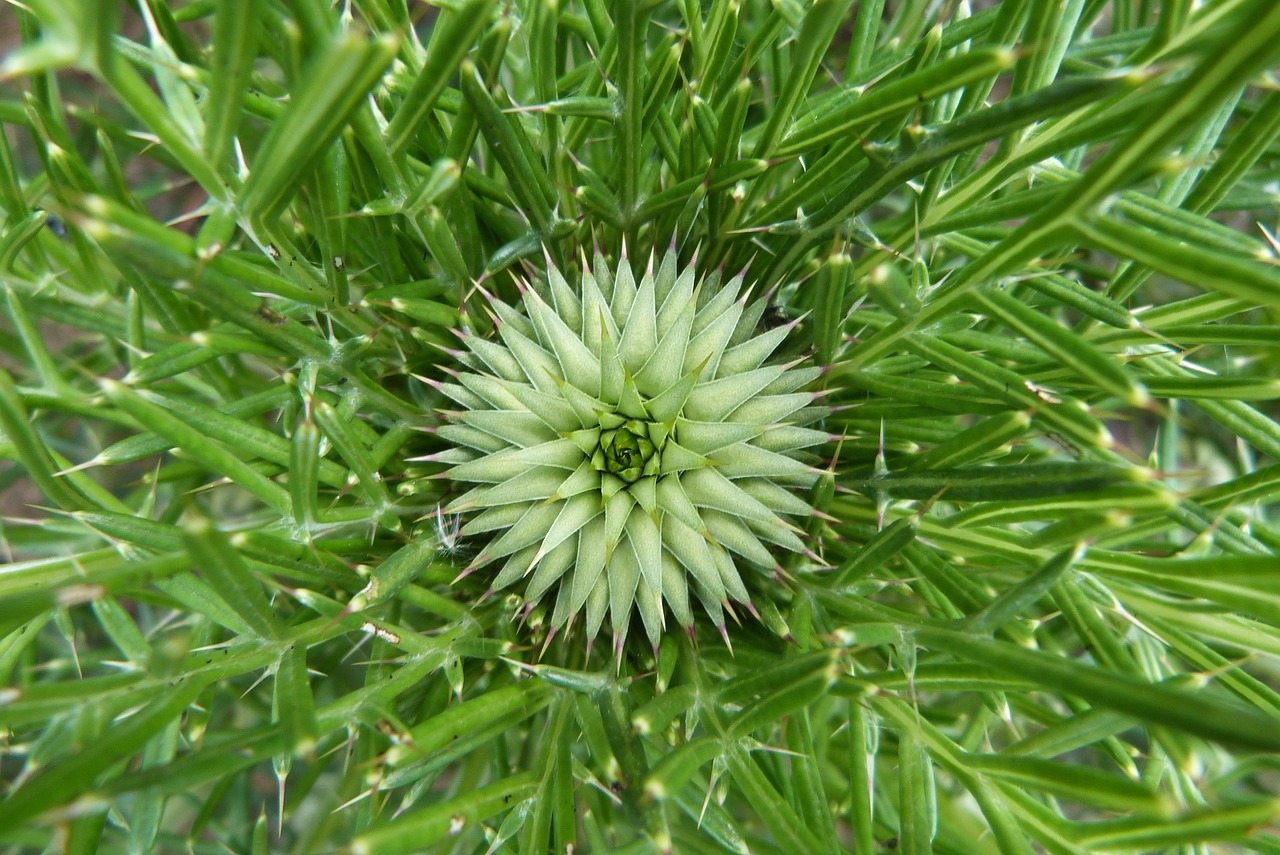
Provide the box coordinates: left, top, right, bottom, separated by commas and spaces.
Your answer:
425, 247, 829, 649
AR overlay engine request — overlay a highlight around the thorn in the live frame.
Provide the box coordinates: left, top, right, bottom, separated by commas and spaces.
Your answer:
427, 341, 463, 359
452, 561, 484, 585
539, 625, 558, 660
717, 623, 733, 656
500, 655, 539, 678
53, 457, 103, 477
784, 354, 811, 371
516, 600, 536, 628
412, 373, 444, 390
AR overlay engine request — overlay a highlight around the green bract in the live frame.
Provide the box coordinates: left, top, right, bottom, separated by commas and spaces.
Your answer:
438, 249, 827, 647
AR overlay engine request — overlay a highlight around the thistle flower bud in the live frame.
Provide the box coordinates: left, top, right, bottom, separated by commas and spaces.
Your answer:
440, 250, 826, 646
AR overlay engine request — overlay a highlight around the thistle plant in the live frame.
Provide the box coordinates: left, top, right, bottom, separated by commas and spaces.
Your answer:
437, 249, 824, 649
3, 0, 1280, 853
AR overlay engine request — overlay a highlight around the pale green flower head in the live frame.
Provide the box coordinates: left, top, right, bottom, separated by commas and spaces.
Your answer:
436, 248, 828, 648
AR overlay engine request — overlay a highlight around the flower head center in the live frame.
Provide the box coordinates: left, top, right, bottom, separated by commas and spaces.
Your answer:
596, 420, 660, 483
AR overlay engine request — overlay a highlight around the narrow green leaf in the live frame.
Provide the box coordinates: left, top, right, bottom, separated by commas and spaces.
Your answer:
0, 676, 206, 827
964, 753, 1164, 814
774, 47, 1015, 158
202, 0, 258, 176
99, 380, 292, 516
241, 31, 400, 221
915, 627, 1280, 752
842, 462, 1140, 502
725, 746, 826, 853
183, 517, 281, 640
385, 0, 498, 157
975, 288, 1146, 407
1075, 215, 1280, 308
351, 774, 537, 855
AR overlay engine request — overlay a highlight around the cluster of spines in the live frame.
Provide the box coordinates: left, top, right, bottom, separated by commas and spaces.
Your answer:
416, 244, 832, 650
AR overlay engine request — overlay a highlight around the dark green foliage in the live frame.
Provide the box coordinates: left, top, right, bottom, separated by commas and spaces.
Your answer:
2, 0, 1280, 852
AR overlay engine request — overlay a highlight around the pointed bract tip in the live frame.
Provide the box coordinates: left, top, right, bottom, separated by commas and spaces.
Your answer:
717, 623, 734, 655
452, 565, 480, 585
538, 625, 558, 659
418, 374, 443, 389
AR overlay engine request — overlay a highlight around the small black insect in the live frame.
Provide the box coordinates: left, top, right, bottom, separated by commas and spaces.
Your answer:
761, 305, 789, 330
34, 208, 68, 239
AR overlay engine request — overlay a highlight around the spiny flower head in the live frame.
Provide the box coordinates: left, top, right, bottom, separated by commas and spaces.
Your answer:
434, 247, 828, 649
